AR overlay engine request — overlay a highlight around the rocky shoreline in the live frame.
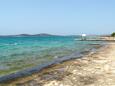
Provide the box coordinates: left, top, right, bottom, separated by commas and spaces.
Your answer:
1, 43, 115, 86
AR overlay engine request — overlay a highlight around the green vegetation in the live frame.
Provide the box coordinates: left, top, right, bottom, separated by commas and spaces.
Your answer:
111, 32, 115, 37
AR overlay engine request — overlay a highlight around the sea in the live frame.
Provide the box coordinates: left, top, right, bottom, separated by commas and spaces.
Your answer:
0, 36, 103, 77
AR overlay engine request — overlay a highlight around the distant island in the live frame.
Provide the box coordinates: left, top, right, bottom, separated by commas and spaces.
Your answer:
0, 33, 60, 37
0, 33, 113, 37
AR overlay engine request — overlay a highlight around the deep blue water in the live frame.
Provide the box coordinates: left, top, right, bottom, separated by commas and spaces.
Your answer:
0, 36, 103, 76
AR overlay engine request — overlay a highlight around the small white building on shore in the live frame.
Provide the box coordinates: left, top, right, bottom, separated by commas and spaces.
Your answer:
81, 34, 87, 40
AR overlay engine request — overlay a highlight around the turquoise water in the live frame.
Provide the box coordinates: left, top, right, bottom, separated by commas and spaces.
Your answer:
0, 36, 102, 76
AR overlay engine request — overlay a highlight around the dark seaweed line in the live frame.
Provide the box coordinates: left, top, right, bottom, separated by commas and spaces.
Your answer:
0, 44, 103, 83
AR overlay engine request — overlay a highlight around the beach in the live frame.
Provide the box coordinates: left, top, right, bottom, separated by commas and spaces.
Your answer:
0, 43, 115, 86
1, 0, 115, 85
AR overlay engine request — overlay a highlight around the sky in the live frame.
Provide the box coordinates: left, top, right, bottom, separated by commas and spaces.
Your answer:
0, 0, 115, 35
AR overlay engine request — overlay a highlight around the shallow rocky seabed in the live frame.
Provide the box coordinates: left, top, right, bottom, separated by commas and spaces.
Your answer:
1, 44, 115, 86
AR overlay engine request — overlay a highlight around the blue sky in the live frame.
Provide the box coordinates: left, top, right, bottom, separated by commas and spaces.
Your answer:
0, 0, 115, 35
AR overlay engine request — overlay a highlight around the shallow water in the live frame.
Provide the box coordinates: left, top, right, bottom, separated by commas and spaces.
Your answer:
0, 36, 103, 76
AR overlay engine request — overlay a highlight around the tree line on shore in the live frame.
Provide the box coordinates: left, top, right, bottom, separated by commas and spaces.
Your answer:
111, 32, 115, 37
